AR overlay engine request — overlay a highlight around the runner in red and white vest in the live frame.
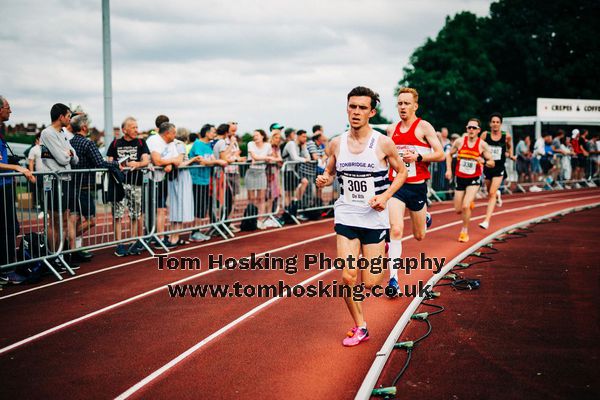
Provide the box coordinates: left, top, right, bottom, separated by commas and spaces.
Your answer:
445, 118, 494, 243
385, 87, 444, 295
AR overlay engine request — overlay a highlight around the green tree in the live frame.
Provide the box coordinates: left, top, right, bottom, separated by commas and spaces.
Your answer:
239, 132, 253, 157
398, 0, 600, 132
370, 105, 393, 125
399, 11, 503, 133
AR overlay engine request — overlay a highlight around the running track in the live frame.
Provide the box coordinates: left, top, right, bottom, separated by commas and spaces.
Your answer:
0, 188, 598, 399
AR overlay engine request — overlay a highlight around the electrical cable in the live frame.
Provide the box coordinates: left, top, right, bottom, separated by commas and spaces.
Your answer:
374, 209, 585, 398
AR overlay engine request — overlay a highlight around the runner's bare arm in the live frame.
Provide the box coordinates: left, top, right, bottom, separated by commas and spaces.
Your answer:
506, 132, 516, 160
480, 141, 495, 168
420, 121, 445, 162
369, 136, 407, 211
445, 137, 461, 179
316, 137, 338, 187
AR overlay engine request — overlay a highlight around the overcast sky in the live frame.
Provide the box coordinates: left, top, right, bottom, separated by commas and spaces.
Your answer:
1, 0, 492, 136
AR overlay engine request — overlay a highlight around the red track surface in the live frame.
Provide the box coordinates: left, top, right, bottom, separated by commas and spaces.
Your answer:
0, 188, 598, 399
378, 206, 600, 400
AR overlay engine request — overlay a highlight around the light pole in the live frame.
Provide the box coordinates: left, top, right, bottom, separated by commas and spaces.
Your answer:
102, 0, 114, 148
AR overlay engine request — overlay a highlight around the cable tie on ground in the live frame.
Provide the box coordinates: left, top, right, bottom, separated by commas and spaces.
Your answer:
411, 312, 429, 320
424, 291, 441, 299
442, 273, 457, 280
372, 387, 397, 397
394, 341, 414, 349
456, 262, 469, 267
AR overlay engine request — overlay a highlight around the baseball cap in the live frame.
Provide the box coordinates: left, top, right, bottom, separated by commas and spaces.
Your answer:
270, 122, 284, 131
571, 128, 580, 138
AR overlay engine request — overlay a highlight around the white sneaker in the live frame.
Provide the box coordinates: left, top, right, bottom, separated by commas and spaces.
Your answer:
529, 185, 542, 192
263, 219, 279, 229
479, 221, 489, 229
574, 183, 582, 189
496, 190, 502, 207
191, 231, 210, 242
257, 220, 266, 230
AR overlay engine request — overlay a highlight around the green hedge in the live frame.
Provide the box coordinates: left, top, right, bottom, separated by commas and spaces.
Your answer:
5, 133, 35, 145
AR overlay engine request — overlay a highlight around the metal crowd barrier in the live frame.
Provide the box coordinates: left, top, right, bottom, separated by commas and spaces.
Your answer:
215, 162, 283, 234
158, 164, 229, 242
0, 171, 74, 280
0, 165, 233, 281
280, 160, 337, 224
54, 168, 157, 260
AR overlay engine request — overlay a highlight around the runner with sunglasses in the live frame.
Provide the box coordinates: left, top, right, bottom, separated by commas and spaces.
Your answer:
445, 118, 494, 242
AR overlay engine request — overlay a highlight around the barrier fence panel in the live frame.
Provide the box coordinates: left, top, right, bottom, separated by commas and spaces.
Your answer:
278, 160, 339, 224
55, 167, 158, 261
1, 171, 68, 280
217, 162, 283, 233
157, 165, 228, 243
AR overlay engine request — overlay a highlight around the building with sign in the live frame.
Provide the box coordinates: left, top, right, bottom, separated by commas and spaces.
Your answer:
503, 98, 600, 140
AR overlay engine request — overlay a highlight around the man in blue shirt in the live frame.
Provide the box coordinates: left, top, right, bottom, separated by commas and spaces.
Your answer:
188, 124, 227, 241
0, 95, 36, 278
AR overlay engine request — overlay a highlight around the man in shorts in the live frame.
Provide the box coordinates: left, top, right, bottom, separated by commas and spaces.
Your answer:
478, 112, 515, 229
385, 87, 444, 294
445, 118, 494, 242
316, 86, 407, 347
107, 117, 150, 256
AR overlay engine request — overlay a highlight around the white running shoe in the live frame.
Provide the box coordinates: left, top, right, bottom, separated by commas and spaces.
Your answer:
263, 219, 279, 228
529, 185, 543, 192
479, 221, 489, 229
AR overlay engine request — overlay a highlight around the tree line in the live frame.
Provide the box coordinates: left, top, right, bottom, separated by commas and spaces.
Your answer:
396, 0, 599, 133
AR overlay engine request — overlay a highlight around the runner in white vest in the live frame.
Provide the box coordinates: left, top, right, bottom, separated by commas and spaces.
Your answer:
316, 86, 407, 347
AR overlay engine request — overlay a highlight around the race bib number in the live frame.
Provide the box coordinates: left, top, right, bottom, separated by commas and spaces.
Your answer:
395, 146, 417, 178
458, 159, 477, 175
490, 146, 503, 161
343, 176, 375, 205
392, 162, 416, 178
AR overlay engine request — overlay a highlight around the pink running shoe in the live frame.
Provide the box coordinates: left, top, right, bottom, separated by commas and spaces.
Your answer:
343, 327, 369, 347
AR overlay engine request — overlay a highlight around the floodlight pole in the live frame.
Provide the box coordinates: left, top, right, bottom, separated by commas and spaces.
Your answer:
102, 0, 114, 147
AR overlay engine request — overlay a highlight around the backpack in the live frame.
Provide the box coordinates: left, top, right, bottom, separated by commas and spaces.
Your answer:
240, 203, 259, 231
281, 200, 299, 224
16, 232, 48, 283
302, 198, 323, 221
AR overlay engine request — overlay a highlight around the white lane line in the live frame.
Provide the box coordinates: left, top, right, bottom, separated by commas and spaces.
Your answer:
3, 189, 580, 300
0, 233, 334, 356
0, 218, 331, 300
114, 193, 600, 399
2, 191, 595, 357
355, 200, 600, 399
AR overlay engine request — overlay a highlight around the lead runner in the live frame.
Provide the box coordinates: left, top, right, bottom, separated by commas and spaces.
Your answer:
316, 86, 407, 347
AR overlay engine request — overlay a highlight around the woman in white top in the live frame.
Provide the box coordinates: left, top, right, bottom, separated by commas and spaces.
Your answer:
245, 129, 276, 229
27, 133, 44, 215
167, 139, 201, 245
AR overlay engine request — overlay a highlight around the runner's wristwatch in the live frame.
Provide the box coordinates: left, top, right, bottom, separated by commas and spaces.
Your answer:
417, 154, 423, 162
